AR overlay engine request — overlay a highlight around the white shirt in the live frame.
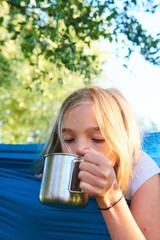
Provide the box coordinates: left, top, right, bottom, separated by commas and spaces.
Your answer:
126, 151, 160, 200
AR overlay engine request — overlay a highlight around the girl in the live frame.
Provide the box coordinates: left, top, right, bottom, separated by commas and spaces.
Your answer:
36, 86, 160, 239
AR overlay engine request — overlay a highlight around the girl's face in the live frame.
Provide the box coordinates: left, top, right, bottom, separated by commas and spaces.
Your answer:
61, 103, 110, 157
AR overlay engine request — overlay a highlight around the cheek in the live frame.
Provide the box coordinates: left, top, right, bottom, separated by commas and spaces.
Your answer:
95, 143, 111, 158
61, 143, 73, 154
61, 142, 67, 153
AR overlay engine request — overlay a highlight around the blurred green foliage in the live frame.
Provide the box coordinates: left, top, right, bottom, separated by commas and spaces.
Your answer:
0, 0, 160, 143
0, 0, 108, 143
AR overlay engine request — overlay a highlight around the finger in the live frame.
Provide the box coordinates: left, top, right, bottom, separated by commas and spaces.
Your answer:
79, 161, 108, 179
79, 181, 104, 197
83, 151, 111, 167
79, 170, 108, 189
79, 161, 98, 174
34, 173, 42, 178
77, 148, 104, 165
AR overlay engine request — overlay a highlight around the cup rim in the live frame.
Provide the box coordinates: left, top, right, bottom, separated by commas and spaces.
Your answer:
44, 152, 83, 159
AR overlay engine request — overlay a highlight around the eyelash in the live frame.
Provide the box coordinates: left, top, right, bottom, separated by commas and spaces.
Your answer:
64, 139, 74, 143
92, 138, 105, 143
64, 138, 105, 143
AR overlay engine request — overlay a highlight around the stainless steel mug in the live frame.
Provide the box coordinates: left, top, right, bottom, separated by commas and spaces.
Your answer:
39, 153, 89, 207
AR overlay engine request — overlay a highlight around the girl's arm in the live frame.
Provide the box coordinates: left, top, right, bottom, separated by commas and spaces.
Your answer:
96, 174, 160, 240
79, 150, 160, 240
130, 174, 160, 239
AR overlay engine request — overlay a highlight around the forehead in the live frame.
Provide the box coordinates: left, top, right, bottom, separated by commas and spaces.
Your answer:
62, 103, 98, 127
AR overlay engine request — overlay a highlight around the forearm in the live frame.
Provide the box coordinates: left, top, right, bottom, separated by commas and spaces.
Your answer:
96, 194, 146, 240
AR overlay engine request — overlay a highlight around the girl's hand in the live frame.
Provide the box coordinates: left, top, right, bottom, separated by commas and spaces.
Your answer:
34, 173, 42, 178
78, 149, 120, 198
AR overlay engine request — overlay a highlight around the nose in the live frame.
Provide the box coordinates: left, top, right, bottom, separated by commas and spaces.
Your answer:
75, 138, 90, 156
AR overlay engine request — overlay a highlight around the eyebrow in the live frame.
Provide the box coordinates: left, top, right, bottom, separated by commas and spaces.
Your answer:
62, 127, 101, 133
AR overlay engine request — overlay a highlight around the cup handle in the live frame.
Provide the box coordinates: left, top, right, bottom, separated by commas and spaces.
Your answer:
69, 158, 84, 193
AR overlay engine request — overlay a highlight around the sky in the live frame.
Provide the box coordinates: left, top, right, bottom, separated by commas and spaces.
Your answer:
99, 6, 160, 131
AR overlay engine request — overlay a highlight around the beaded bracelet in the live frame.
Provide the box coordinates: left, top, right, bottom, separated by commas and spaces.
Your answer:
97, 194, 124, 210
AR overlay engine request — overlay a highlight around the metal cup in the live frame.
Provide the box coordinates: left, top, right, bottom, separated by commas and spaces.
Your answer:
39, 153, 89, 207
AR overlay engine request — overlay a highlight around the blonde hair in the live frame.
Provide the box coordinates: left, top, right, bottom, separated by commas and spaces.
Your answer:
38, 86, 141, 193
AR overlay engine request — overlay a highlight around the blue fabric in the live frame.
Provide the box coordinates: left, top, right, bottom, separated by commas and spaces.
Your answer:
0, 132, 160, 240
0, 169, 109, 240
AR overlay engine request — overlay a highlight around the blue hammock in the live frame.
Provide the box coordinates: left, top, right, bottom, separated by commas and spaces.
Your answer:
0, 132, 160, 240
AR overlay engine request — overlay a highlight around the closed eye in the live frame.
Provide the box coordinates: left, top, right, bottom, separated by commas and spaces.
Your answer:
64, 139, 75, 143
92, 138, 105, 143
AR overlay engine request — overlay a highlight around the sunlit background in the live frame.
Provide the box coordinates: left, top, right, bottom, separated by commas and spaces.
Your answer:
0, 0, 160, 143
99, 6, 160, 132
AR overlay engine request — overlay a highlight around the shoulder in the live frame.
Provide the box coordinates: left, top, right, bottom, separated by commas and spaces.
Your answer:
126, 151, 160, 200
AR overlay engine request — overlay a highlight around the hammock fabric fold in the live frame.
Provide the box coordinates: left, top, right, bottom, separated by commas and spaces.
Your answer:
0, 132, 160, 240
